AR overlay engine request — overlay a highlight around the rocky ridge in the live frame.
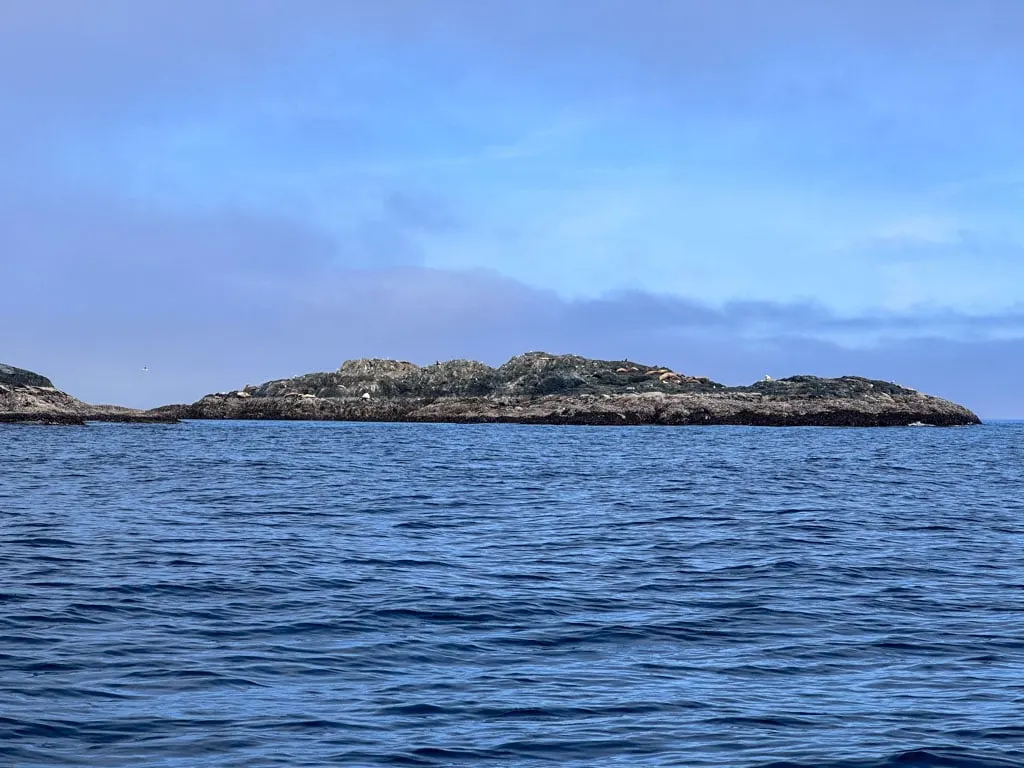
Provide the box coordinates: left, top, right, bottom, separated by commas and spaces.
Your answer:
0, 364, 177, 425
155, 352, 980, 427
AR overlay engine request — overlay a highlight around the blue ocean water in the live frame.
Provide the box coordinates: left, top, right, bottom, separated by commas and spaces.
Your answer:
1, 420, 1022, 768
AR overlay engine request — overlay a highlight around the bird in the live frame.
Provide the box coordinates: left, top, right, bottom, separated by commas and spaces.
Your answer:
141, 366, 150, 374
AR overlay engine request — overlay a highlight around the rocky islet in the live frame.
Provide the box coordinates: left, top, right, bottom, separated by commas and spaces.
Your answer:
1, 353, 981, 427
152, 352, 981, 427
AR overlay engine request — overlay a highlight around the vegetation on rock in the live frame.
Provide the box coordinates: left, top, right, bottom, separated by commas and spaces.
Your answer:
0, 364, 54, 389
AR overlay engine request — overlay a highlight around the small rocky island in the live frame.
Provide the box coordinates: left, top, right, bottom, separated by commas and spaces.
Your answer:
153, 352, 980, 427
0, 363, 176, 425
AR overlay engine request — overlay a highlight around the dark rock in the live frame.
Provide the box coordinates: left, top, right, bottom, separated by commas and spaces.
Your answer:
0, 363, 54, 389
740, 375, 919, 398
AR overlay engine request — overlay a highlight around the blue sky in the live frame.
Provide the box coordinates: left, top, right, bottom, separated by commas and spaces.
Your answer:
2, 1, 1023, 416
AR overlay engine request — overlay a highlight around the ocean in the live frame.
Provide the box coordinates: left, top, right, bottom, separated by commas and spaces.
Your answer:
1, 421, 1022, 767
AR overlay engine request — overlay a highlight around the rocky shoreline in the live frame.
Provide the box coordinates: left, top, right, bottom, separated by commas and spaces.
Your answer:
0, 364, 177, 425
153, 352, 980, 427
1, 354, 981, 427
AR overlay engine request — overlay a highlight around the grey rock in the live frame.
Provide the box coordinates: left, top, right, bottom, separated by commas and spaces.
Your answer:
159, 352, 981, 427
0, 363, 178, 425
0, 364, 54, 389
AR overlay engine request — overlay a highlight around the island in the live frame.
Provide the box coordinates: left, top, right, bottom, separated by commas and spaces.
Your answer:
150, 352, 980, 427
0, 363, 177, 425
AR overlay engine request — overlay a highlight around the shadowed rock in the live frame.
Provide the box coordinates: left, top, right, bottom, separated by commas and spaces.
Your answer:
156, 351, 981, 427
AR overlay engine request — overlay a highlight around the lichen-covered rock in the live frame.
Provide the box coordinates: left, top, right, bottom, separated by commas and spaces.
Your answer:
162, 352, 981, 427
496, 352, 723, 396
741, 375, 918, 398
338, 358, 419, 377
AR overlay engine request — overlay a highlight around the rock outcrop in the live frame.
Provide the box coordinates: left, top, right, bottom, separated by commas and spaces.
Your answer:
155, 352, 980, 427
0, 364, 177, 425
0, 363, 55, 389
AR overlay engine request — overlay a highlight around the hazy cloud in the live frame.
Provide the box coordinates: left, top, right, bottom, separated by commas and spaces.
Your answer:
2, 202, 1021, 416
2, 2, 1022, 416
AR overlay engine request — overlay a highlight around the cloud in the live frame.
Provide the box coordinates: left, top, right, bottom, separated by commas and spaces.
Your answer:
2, 2, 1023, 417
7, 2, 1024, 141
1, 200, 1021, 417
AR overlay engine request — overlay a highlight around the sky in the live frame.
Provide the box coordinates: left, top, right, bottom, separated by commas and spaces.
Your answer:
1, 1, 1022, 417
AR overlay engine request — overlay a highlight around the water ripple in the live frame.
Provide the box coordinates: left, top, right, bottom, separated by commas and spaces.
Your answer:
1, 421, 1022, 766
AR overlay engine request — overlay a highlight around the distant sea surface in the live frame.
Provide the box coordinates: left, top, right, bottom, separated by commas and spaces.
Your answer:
1, 421, 1023, 768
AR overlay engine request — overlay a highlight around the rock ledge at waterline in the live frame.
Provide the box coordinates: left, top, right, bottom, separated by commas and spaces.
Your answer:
0, 363, 177, 425
152, 352, 980, 427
